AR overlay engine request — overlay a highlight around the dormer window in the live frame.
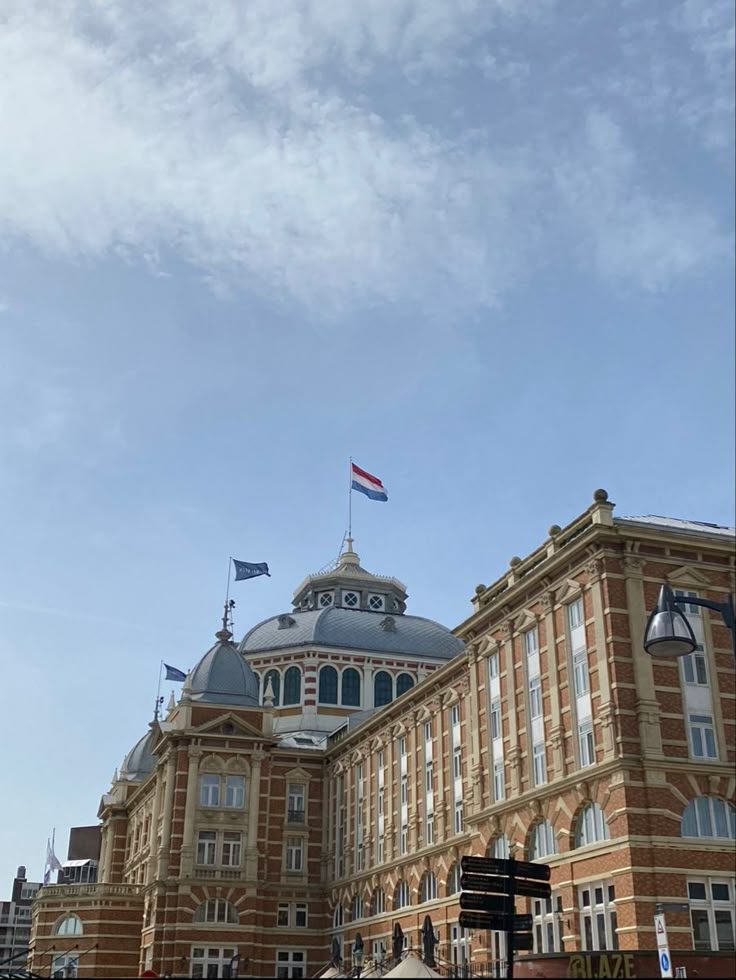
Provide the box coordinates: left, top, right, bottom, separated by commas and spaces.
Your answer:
368, 594, 385, 611
343, 591, 359, 608
318, 592, 334, 608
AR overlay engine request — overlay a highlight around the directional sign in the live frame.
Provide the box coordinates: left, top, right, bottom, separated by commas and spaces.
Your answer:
514, 879, 552, 900
512, 914, 533, 932
460, 856, 550, 882
459, 911, 512, 931
460, 873, 510, 894
459, 893, 511, 914
512, 933, 534, 951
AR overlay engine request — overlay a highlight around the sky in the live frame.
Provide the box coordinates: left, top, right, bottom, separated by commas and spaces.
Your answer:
0, 0, 734, 889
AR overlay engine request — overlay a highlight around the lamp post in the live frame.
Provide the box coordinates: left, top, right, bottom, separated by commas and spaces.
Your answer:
643, 584, 736, 659
352, 932, 364, 979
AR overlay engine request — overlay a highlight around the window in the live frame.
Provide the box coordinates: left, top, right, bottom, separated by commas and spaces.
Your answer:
371, 888, 385, 915
374, 671, 392, 706
451, 703, 461, 726
283, 666, 302, 705
454, 801, 463, 834
493, 760, 505, 801
420, 871, 438, 903
343, 591, 359, 607
688, 879, 735, 951
524, 627, 538, 657
221, 832, 241, 867
318, 666, 338, 704
368, 594, 385, 611
376, 750, 385, 864
568, 598, 584, 630
533, 895, 562, 954
190, 947, 237, 979
193, 899, 239, 924
529, 820, 556, 860
341, 668, 361, 706
278, 903, 290, 927
396, 673, 414, 697
529, 678, 542, 720
224, 775, 245, 808
575, 804, 610, 847
394, 880, 410, 909
533, 742, 547, 786
196, 831, 217, 865
51, 954, 79, 978
682, 651, 708, 685
333, 905, 344, 928
689, 714, 717, 759
491, 700, 502, 740
489, 653, 499, 678
276, 950, 306, 979
579, 721, 595, 767
288, 783, 306, 822
286, 837, 304, 872
579, 883, 618, 951
295, 903, 307, 928
55, 915, 82, 936
492, 834, 510, 859
573, 649, 588, 696
199, 774, 220, 808
264, 669, 281, 706
447, 863, 461, 895
682, 798, 736, 839
351, 895, 363, 921
319, 592, 333, 607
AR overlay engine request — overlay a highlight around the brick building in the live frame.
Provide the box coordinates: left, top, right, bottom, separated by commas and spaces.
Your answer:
0, 866, 41, 974
29, 491, 736, 978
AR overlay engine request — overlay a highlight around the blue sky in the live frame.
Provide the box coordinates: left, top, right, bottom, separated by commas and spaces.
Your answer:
0, 0, 733, 888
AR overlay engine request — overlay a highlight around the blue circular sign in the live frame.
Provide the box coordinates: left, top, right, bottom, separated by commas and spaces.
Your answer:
660, 951, 670, 972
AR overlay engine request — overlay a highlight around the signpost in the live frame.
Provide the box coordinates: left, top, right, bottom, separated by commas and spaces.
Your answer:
654, 913, 673, 979
459, 856, 551, 980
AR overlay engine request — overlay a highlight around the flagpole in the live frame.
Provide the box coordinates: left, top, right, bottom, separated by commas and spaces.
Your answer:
348, 456, 353, 539
154, 661, 163, 720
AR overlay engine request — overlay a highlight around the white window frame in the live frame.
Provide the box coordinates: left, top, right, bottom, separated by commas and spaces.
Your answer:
278, 903, 290, 927
533, 742, 547, 786
224, 774, 245, 809
579, 720, 594, 767
689, 714, 718, 759
190, 947, 237, 979
576, 804, 610, 847
286, 837, 305, 873
493, 760, 505, 801
491, 700, 502, 740
682, 797, 736, 839
342, 590, 359, 607
51, 954, 79, 978
533, 895, 561, 954
288, 782, 306, 822
199, 773, 221, 808
579, 881, 618, 952
573, 648, 589, 696
196, 830, 217, 866
368, 594, 385, 611
276, 949, 306, 979
688, 878, 736, 952
488, 653, 499, 679
529, 677, 542, 720
221, 831, 241, 867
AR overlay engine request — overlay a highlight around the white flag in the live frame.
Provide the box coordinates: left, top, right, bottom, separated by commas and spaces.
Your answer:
46, 837, 62, 873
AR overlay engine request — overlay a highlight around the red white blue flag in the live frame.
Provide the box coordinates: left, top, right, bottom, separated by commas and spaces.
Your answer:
351, 463, 388, 502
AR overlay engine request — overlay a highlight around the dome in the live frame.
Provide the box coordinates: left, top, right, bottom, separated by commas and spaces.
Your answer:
123, 727, 157, 781
239, 607, 463, 660
189, 633, 260, 706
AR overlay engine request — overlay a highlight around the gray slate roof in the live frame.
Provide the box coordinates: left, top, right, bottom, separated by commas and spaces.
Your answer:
239, 607, 463, 660
189, 637, 260, 706
617, 515, 735, 538
123, 727, 157, 781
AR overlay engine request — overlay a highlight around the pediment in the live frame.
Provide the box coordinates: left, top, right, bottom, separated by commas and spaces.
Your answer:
193, 712, 264, 739
666, 565, 711, 587
555, 578, 583, 603
284, 765, 312, 782
513, 608, 537, 632
478, 635, 498, 658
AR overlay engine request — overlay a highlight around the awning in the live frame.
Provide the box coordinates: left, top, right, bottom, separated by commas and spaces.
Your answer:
62, 859, 93, 868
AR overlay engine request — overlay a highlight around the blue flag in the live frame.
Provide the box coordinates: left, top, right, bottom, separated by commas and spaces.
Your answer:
233, 559, 270, 581
164, 663, 187, 682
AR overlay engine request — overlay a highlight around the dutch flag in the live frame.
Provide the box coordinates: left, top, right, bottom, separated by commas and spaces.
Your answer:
351, 462, 388, 502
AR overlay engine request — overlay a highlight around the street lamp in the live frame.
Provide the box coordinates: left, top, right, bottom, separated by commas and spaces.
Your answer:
352, 932, 364, 979
643, 584, 736, 658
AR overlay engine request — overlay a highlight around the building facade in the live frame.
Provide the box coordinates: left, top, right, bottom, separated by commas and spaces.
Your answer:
29, 492, 736, 978
1, 866, 41, 974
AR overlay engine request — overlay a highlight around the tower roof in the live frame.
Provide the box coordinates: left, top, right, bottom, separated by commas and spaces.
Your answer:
188, 632, 260, 706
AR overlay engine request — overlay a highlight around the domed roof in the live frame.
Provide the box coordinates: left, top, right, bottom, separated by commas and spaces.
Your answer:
189, 632, 260, 706
239, 607, 463, 660
123, 727, 157, 781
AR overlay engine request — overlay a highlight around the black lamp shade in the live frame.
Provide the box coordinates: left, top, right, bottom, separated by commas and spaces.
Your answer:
644, 585, 698, 657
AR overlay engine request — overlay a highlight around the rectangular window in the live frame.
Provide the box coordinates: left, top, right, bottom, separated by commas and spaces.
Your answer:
451, 703, 461, 726
276, 950, 306, 979
529, 678, 542, 720
199, 774, 220, 808
524, 628, 539, 657
579, 722, 594, 767
288, 783, 306, 821
277, 903, 290, 927
688, 879, 735, 951
488, 653, 499, 679
426, 813, 434, 845
533, 742, 547, 786
286, 837, 304, 873
682, 652, 708, 685
579, 881, 618, 951
454, 801, 463, 834
573, 649, 589, 697
196, 831, 217, 866
400, 827, 408, 856
224, 775, 245, 808
295, 903, 308, 928
491, 700, 502, 740
453, 749, 462, 780
221, 832, 241, 867
689, 714, 717, 759
493, 760, 505, 801
191, 947, 237, 980
533, 896, 561, 954
568, 598, 583, 630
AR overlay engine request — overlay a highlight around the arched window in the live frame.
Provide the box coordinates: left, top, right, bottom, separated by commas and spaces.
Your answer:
575, 804, 610, 847
682, 797, 736, 839
263, 669, 280, 706
370, 888, 385, 916
447, 863, 461, 896
342, 668, 361, 706
55, 915, 82, 936
374, 671, 393, 707
253, 672, 260, 701
396, 673, 414, 697
319, 666, 338, 704
193, 899, 238, 924
488, 834, 510, 859
419, 871, 438, 903
283, 666, 302, 705
394, 880, 410, 909
333, 904, 344, 928
529, 820, 557, 859
351, 895, 363, 921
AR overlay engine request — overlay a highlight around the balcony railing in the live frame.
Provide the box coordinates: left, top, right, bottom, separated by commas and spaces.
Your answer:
287, 808, 306, 823
38, 883, 142, 900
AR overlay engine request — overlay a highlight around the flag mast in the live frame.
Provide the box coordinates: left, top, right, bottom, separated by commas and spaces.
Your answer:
154, 661, 163, 721
348, 456, 353, 539
222, 559, 235, 635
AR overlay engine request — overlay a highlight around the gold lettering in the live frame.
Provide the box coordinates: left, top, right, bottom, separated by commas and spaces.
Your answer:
568, 954, 587, 978
623, 953, 634, 978
598, 954, 612, 978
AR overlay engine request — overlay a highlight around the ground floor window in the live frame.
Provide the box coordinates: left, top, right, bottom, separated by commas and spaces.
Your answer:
579, 881, 618, 951
276, 949, 306, 978
190, 946, 237, 978
51, 955, 79, 979
533, 894, 562, 953
450, 924, 471, 974
688, 878, 736, 951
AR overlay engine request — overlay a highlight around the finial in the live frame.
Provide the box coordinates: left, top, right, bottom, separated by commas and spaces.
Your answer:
593, 488, 609, 502
340, 537, 360, 566
263, 675, 274, 708
181, 671, 192, 700
167, 691, 176, 714
217, 598, 235, 640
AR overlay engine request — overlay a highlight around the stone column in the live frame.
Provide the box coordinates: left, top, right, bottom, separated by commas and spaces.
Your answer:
178, 745, 201, 877
384, 736, 394, 863
407, 716, 419, 852
434, 697, 447, 840
587, 558, 616, 760
502, 623, 521, 795
99, 824, 112, 883
147, 766, 163, 884
157, 753, 177, 879
466, 647, 484, 811
245, 750, 264, 880
542, 590, 566, 779
623, 555, 664, 757
362, 750, 373, 868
